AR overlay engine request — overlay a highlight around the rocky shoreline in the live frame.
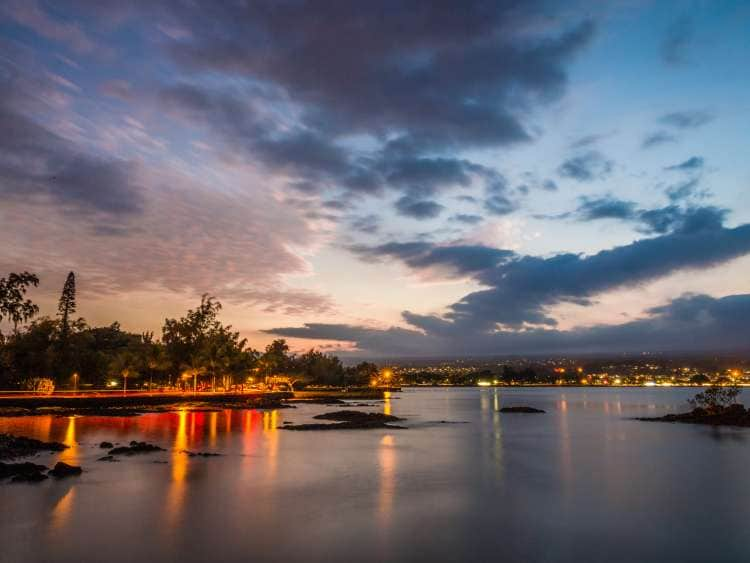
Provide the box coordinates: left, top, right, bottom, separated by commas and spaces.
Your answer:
0, 392, 293, 418
638, 404, 750, 427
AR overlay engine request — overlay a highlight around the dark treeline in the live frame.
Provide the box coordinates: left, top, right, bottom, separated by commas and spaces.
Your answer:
0, 271, 377, 391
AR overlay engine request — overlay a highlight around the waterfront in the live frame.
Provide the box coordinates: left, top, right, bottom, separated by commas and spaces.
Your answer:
2, 387, 750, 563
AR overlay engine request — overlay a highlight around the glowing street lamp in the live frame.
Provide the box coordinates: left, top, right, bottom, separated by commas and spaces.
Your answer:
72, 372, 79, 395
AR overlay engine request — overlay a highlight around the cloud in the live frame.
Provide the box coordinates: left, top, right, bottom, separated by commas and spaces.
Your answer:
394, 196, 444, 220
344, 218, 750, 332
267, 293, 750, 356
569, 132, 611, 148
642, 130, 677, 149
146, 3, 596, 218
661, 17, 693, 65
349, 214, 380, 234
659, 110, 714, 130
99, 79, 133, 101
0, 165, 332, 315
2, 0, 95, 53
451, 214, 484, 225
547, 194, 727, 235
665, 178, 708, 202
165, 3, 593, 150
574, 196, 638, 221
348, 242, 514, 277
0, 63, 143, 216
665, 156, 704, 172
557, 151, 613, 182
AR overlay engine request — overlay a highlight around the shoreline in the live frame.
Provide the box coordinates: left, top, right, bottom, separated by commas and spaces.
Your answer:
0, 388, 390, 417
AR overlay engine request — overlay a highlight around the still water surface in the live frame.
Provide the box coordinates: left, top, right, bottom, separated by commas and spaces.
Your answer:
2, 387, 750, 563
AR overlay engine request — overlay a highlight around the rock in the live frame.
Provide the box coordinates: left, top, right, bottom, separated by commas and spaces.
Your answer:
0, 433, 68, 460
11, 471, 48, 483
182, 450, 222, 457
99, 441, 114, 449
0, 461, 48, 480
48, 461, 82, 478
499, 406, 546, 414
108, 441, 166, 456
283, 410, 407, 431
638, 404, 750, 427
313, 410, 404, 423
97, 455, 119, 462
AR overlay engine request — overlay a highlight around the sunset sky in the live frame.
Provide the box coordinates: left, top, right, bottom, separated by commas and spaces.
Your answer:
1, 1, 749, 357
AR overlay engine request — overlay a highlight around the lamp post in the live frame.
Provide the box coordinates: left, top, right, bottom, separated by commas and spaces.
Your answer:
123, 372, 128, 396
72, 372, 78, 395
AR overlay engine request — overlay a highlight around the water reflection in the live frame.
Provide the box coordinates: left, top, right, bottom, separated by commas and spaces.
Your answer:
378, 434, 396, 526
4, 388, 750, 563
262, 410, 279, 481
165, 410, 189, 529
383, 391, 392, 416
47, 484, 77, 541
59, 416, 78, 465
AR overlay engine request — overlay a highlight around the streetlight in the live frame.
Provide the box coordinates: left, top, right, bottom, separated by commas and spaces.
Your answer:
72, 372, 78, 395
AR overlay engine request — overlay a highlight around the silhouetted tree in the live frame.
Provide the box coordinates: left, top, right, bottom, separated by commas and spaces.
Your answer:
0, 272, 40, 334
57, 272, 76, 340
259, 339, 293, 378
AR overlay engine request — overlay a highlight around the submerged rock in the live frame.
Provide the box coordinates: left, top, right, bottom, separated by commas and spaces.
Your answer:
0, 433, 68, 460
48, 461, 82, 478
11, 470, 48, 483
182, 450, 222, 457
499, 406, 546, 414
97, 455, 119, 462
108, 441, 166, 456
1, 461, 49, 481
99, 441, 114, 449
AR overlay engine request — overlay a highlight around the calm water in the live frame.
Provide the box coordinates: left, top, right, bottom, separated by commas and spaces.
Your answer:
2, 387, 750, 563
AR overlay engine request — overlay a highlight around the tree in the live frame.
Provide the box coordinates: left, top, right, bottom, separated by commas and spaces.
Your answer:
162, 295, 257, 390
259, 339, 292, 379
0, 272, 40, 334
57, 272, 77, 340
688, 384, 741, 413
346, 362, 379, 386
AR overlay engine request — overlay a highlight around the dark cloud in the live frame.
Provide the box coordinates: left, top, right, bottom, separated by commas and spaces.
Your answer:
574, 196, 638, 221
638, 205, 727, 235
665, 178, 708, 202
267, 293, 750, 357
642, 130, 677, 149
659, 110, 714, 130
665, 156, 704, 172
346, 218, 750, 331
549, 194, 726, 236
394, 196, 444, 220
164, 3, 593, 149
557, 151, 613, 182
348, 242, 514, 277
451, 214, 484, 225
661, 17, 693, 65
149, 3, 595, 215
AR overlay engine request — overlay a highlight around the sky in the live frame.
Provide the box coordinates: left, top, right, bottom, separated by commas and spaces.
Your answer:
1, 0, 749, 357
